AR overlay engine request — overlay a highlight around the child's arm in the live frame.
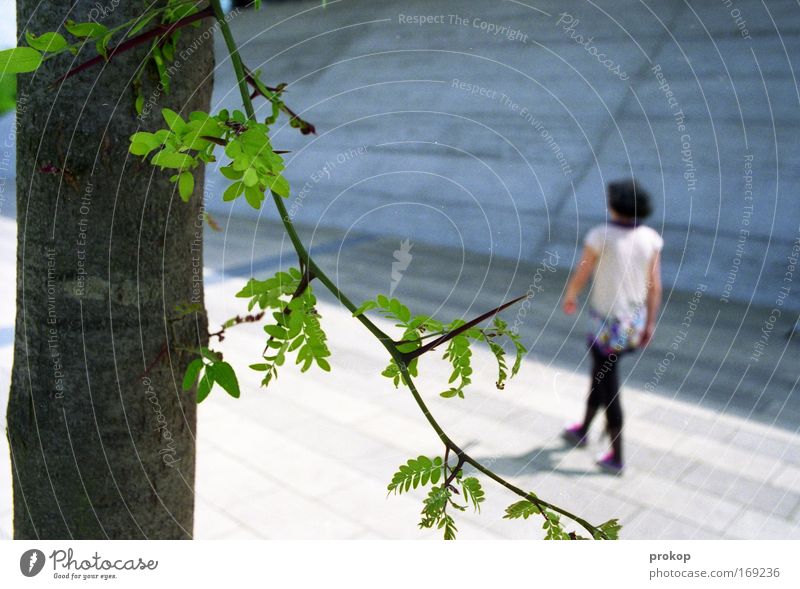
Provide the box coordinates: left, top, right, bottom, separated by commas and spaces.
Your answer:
562, 245, 598, 315
642, 252, 662, 345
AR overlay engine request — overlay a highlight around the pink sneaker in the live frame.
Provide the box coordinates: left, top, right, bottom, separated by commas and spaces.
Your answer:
561, 424, 587, 448
596, 451, 624, 475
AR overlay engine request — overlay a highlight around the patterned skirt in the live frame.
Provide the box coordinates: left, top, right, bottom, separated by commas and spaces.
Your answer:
587, 306, 646, 357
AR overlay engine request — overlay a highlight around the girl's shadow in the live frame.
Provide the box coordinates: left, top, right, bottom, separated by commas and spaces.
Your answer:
464, 440, 608, 478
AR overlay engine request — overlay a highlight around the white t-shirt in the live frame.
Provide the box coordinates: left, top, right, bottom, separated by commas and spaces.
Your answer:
584, 223, 664, 318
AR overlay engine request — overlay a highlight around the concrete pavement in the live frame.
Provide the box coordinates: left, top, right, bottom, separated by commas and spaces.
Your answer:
191, 214, 800, 539
2, 211, 799, 539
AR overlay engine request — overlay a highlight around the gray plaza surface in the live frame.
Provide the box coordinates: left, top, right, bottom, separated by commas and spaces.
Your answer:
1, 0, 800, 539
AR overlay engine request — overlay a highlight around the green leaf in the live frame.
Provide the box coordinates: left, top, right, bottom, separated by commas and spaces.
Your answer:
65, 20, 109, 39
220, 166, 242, 180
129, 131, 162, 154
161, 108, 186, 133
25, 31, 67, 53
461, 477, 485, 512
151, 151, 194, 169
237, 272, 329, 387
352, 300, 377, 317
223, 181, 244, 202
183, 117, 224, 150
387, 456, 444, 494
268, 174, 290, 198
0, 47, 43, 74
207, 361, 240, 399
196, 372, 214, 403
442, 516, 457, 540
488, 340, 509, 390
441, 334, 473, 399
542, 511, 569, 540
417, 486, 457, 539
182, 358, 203, 390
264, 324, 288, 339
178, 171, 194, 202
128, 12, 158, 37
594, 519, 622, 540
129, 142, 151, 156
134, 87, 144, 114
242, 167, 259, 187
244, 186, 263, 209
200, 347, 221, 362
95, 33, 113, 59
239, 128, 268, 151
152, 46, 169, 93
504, 499, 541, 520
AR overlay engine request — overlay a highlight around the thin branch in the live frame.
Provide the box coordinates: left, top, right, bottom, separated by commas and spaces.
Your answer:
389, 360, 594, 535
260, 268, 316, 355
444, 455, 465, 488
396, 329, 448, 346
53, 6, 214, 86
271, 192, 396, 349
139, 340, 168, 379
402, 293, 528, 362
242, 64, 316, 134
209, 311, 265, 341
209, 0, 607, 540
211, 0, 256, 121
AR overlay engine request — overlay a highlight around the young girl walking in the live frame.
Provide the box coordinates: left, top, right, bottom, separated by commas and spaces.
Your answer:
561, 180, 663, 474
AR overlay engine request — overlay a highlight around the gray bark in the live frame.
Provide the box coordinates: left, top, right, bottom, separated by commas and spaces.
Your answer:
7, 1, 214, 538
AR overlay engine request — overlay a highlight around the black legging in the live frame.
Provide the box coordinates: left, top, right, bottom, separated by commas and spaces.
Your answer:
580, 345, 624, 461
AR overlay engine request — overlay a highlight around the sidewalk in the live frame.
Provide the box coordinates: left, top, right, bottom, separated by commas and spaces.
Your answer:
1, 214, 798, 540
191, 215, 799, 540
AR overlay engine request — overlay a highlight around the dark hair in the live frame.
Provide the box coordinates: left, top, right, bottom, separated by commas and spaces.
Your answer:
607, 179, 652, 220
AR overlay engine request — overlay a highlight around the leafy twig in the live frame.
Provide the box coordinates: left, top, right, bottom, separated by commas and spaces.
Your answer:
209, 311, 266, 341
52, 6, 214, 86
210, 0, 611, 540
242, 64, 316, 134
403, 294, 528, 362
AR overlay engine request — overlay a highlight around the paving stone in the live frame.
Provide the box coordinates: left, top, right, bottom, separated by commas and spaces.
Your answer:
205, 418, 370, 499
726, 509, 800, 540
773, 465, 800, 496
611, 471, 741, 534
640, 406, 737, 442
622, 508, 722, 540
195, 446, 279, 506
321, 479, 434, 539
0, 508, 10, 540
625, 444, 698, 482
672, 435, 785, 482
682, 462, 800, 520
194, 498, 245, 539
284, 419, 407, 467
728, 429, 800, 467
219, 486, 367, 539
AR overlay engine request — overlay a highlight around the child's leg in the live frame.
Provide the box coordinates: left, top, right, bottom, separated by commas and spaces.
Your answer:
580, 346, 607, 434
603, 356, 624, 463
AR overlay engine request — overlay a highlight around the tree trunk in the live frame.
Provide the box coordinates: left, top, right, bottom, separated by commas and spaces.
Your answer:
7, 1, 214, 538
